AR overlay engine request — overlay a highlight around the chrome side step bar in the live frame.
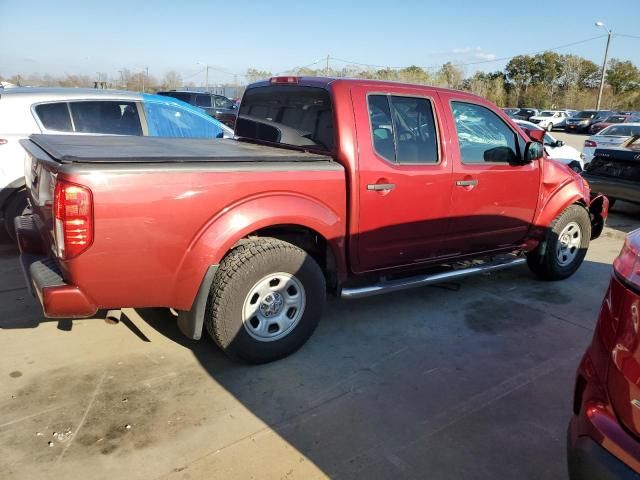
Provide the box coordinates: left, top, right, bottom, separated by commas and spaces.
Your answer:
341, 256, 526, 299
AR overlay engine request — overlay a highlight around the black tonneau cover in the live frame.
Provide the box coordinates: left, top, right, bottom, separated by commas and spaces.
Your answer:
27, 134, 332, 164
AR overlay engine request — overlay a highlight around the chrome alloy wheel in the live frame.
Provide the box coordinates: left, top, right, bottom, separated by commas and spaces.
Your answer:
556, 221, 582, 266
242, 272, 306, 342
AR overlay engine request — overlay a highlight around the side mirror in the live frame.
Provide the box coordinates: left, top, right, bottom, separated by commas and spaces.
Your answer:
555, 140, 564, 147
524, 141, 544, 162
527, 129, 545, 143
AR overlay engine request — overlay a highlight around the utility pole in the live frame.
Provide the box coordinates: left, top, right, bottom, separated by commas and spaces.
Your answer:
325, 55, 330, 76
118, 70, 124, 89
594, 21, 612, 110
143, 66, 149, 93
205, 65, 209, 92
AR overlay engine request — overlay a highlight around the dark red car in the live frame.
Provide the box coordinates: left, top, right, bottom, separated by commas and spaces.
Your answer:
589, 114, 637, 135
568, 229, 640, 479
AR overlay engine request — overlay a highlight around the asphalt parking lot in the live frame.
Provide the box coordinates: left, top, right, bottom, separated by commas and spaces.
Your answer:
1, 148, 636, 480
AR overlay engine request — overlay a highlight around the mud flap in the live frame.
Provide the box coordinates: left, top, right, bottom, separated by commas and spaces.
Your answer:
176, 265, 218, 340
588, 194, 609, 240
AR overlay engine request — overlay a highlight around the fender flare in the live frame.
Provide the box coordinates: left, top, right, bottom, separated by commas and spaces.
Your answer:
171, 192, 346, 314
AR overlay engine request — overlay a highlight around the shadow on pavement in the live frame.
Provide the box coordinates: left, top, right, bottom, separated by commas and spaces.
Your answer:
132, 258, 613, 479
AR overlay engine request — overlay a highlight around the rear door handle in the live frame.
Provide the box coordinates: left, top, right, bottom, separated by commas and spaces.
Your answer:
367, 183, 396, 191
456, 179, 478, 187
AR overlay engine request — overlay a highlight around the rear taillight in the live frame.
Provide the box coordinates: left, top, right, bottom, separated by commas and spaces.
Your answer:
613, 231, 640, 289
0, 139, 7, 145
53, 180, 93, 259
584, 140, 597, 148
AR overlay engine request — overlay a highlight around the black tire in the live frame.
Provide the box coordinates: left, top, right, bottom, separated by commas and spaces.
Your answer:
527, 204, 591, 280
3, 189, 30, 241
205, 238, 326, 364
546, 123, 553, 132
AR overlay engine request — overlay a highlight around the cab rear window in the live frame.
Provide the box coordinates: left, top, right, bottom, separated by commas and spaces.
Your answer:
236, 86, 334, 152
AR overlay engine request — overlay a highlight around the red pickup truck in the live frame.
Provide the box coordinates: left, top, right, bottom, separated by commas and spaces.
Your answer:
17, 77, 607, 363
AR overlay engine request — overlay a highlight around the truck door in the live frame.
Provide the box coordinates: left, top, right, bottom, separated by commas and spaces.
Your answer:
438, 94, 540, 256
352, 86, 454, 272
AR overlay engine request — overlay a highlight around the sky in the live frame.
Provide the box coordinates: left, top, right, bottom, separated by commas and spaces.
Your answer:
1, 0, 639, 85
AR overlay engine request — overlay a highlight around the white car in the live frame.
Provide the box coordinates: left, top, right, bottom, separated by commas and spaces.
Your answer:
515, 120, 584, 171
582, 122, 640, 164
528, 110, 569, 131
0, 87, 233, 238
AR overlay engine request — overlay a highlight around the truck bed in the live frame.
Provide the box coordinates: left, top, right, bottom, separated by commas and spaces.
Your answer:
27, 134, 333, 164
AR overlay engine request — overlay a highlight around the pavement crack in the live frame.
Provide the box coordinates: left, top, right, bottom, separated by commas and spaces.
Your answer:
55, 370, 107, 464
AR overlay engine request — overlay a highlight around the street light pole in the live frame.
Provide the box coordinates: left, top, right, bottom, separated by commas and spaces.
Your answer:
595, 21, 612, 111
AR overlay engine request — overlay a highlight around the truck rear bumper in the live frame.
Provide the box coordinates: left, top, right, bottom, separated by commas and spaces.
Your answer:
16, 215, 97, 318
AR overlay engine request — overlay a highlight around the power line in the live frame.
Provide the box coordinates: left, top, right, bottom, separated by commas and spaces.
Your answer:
326, 34, 610, 72
275, 58, 325, 75
615, 33, 640, 40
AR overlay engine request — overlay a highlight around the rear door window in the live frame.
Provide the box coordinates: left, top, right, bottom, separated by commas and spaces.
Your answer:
237, 85, 334, 151
34, 103, 73, 132
367, 94, 439, 164
69, 101, 142, 135
143, 101, 223, 138
195, 94, 212, 108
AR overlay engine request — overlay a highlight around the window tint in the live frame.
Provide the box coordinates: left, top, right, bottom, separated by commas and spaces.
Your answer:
195, 94, 211, 108
159, 92, 192, 103
452, 101, 519, 164
69, 101, 142, 135
367, 95, 438, 164
143, 102, 223, 138
237, 86, 334, 151
35, 103, 73, 132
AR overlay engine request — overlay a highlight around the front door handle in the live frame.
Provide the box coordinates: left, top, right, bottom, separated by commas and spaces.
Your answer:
456, 179, 478, 187
367, 183, 396, 191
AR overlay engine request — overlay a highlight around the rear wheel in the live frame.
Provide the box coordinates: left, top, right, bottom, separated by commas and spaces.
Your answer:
205, 238, 326, 364
3, 189, 30, 241
527, 205, 591, 280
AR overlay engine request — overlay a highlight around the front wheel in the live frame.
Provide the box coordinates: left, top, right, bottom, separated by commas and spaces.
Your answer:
205, 238, 326, 364
527, 205, 591, 280
546, 123, 553, 132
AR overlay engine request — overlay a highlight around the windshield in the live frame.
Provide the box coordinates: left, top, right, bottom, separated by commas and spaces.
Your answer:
574, 111, 597, 119
601, 125, 640, 137
604, 115, 627, 124
236, 85, 334, 151
538, 111, 554, 117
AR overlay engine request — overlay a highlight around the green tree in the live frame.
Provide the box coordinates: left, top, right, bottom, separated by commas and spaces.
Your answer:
436, 62, 464, 89
606, 59, 640, 95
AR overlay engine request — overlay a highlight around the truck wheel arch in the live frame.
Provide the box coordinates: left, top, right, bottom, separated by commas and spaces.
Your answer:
172, 194, 346, 314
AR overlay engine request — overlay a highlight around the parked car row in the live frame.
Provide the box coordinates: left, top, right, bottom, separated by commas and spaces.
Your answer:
502, 107, 640, 134
0, 87, 233, 239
